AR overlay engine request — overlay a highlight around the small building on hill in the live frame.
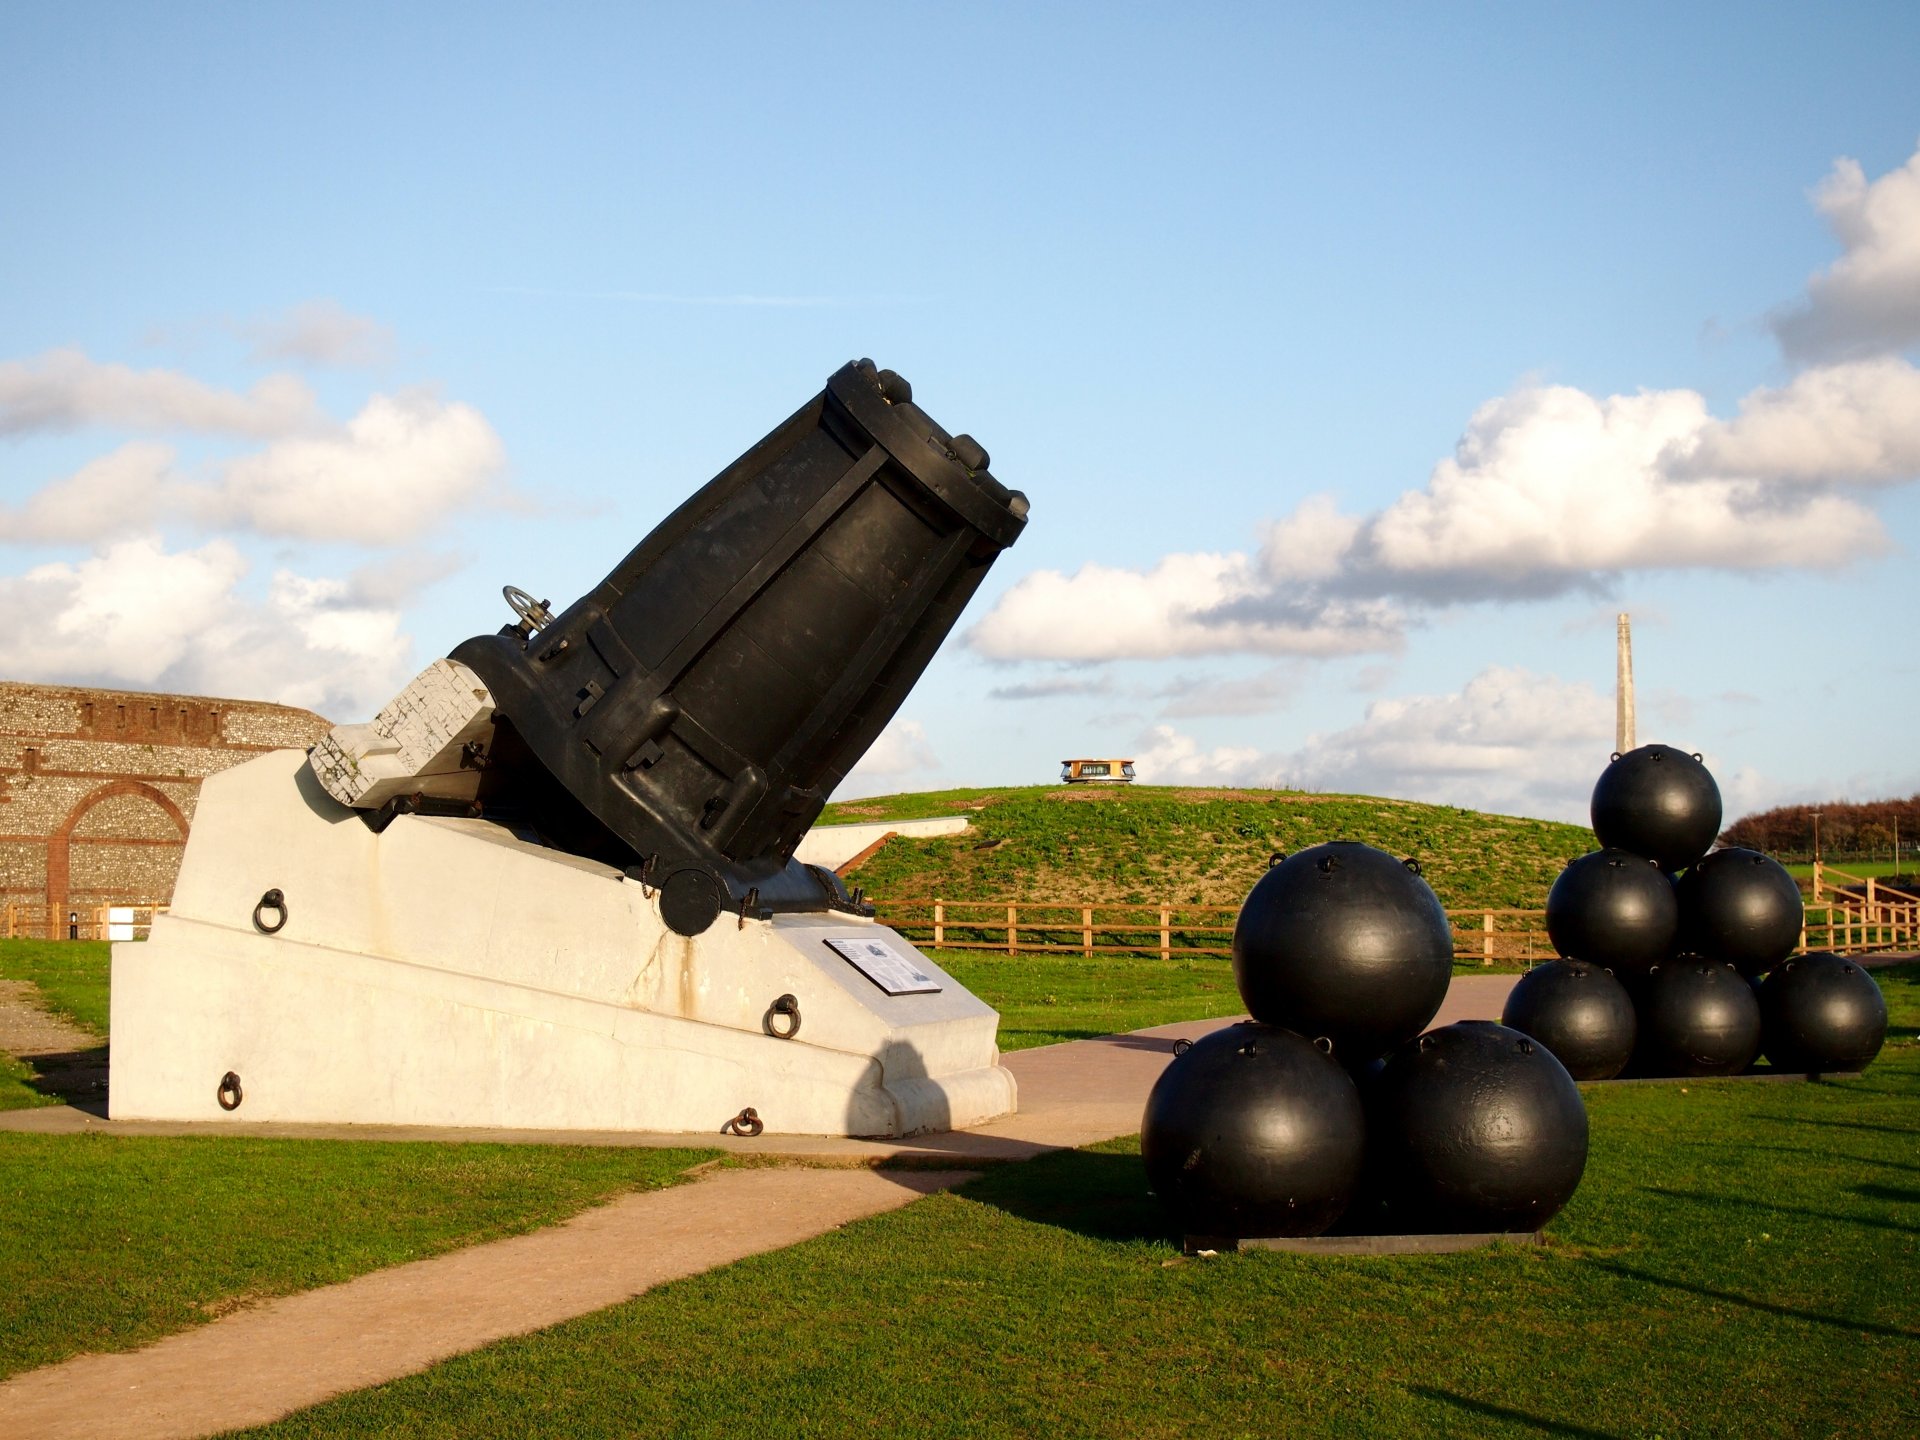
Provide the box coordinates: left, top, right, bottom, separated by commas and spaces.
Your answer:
1059, 758, 1135, 785
0, 681, 332, 938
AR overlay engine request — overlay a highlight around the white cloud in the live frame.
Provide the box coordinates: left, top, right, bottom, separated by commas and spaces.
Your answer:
968, 368, 1895, 662
966, 551, 1404, 661
0, 349, 320, 437
1675, 357, 1920, 484
1156, 664, 1299, 718
1347, 380, 1889, 598
1, 392, 507, 547
841, 718, 940, 788
1283, 666, 1614, 820
206, 391, 506, 543
1772, 141, 1920, 361
1124, 667, 1616, 820
242, 300, 395, 369
0, 536, 411, 719
1131, 724, 1271, 786
0, 442, 176, 542
986, 675, 1114, 702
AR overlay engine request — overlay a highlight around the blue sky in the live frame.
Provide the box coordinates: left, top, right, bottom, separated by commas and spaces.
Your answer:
3, 4, 1918, 822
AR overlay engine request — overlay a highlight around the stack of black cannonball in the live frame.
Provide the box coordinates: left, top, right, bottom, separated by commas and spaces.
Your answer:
1505, 744, 1888, 1079
1142, 841, 1589, 1241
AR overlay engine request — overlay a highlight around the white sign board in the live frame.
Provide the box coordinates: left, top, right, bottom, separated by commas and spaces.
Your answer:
824, 936, 943, 996
108, 906, 136, 942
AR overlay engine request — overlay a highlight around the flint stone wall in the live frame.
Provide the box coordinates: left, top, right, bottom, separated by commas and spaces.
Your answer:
0, 682, 332, 937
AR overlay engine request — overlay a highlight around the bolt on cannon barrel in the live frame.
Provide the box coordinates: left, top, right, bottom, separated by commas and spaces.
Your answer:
449, 359, 1028, 935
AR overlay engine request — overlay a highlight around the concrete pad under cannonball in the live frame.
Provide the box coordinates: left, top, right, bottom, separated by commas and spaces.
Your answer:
109, 750, 1014, 1138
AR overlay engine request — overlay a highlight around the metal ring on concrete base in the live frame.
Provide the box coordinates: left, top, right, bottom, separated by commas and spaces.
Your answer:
722, 1106, 764, 1137
217, 1071, 244, 1111
764, 994, 801, 1040
252, 889, 287, 935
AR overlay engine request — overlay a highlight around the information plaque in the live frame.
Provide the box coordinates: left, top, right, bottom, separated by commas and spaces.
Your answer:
824, 936, 944, 996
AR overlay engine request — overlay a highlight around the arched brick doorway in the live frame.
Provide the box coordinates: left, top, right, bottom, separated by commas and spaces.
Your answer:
45, 781, 190, 939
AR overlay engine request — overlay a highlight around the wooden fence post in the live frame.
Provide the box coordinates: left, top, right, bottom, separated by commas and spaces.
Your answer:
1007, 903, 1017, 957
1082, 906, 1093, 957
933, 900, 944, 948
1482, 912, 1494, 966
1159, 904, 1171, 962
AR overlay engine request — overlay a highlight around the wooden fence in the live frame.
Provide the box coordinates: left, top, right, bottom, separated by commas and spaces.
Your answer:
874, 890, 1920, 964
872, 897, 1554, 965
1, 903, 168, 942
1805, 864, 1920, 954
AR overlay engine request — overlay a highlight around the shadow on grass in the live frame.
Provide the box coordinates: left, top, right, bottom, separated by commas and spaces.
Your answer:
1759, 1116, 1920, 1139
960, 1147, 1176, 1245
1584, 1260, 1920, 1340
1409, 1387, 1626, 1439
18, 1044, 108, 1115
1641, 1185, 1920, 1235
1852, 1182, 1920, 1205
1735, 1142, 1920, 1174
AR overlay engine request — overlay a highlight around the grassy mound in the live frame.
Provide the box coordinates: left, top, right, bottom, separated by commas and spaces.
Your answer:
822, 786, 1593, 911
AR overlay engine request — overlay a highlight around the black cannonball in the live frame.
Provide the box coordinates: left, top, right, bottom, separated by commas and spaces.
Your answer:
1675, 847, 1804, 976
1501, 960, 1638, 1080
1632, 959, 1762, 1076
1231, 841, 1453, 1060
1591, 744, 1722, 871
1758, 952, 1888, 1073
1141, 1022, 1365, 1238
1365, 1021, 1589, 1234
1545, 848, 1678, 975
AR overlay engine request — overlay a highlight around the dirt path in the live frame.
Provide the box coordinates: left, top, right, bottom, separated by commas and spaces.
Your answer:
0, 980, 99, 1059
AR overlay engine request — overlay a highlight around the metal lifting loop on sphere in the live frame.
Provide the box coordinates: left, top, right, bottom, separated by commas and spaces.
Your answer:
217, 1071, 244, 1111
764, 994, 801, 1040
722, 1106, 764, 1137
252, 889, 287, 935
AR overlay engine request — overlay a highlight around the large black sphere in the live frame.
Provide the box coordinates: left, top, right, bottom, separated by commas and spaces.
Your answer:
1633, 959, 1762, 1076
1545, 848, 1678, 975
1231, 841, 1453, 1061
1501, 960, 1637, 1080
1591, 744, 1722, 870
1141, 1023, 1365, 1238
1759, 952, 1888, 1073
1675, 848, 1803, 977
1364, 1021, 1589, 1233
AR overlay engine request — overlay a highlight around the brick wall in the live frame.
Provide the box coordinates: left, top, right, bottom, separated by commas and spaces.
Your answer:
0, 682, 332, 937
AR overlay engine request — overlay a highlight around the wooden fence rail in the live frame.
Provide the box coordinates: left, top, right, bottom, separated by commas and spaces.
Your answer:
1, 903, 168, 942
872, 897, 1555, 965
873, 893, 1920, 963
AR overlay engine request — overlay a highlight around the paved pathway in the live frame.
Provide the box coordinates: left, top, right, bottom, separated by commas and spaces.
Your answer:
0, 974, 1521, 1439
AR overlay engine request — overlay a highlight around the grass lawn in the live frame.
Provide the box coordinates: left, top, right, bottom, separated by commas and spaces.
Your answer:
941, 948, 1532, 1053
0, 1052, 57, 1112
0, 1135, 715, 1381
0, 938, 111, 1035
1783, 858, 1913, 883
937, 949, 1243, 1050
239, 964, 1920, 1440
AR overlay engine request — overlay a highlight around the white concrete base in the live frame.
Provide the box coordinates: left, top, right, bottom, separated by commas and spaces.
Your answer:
109, 750, 1014, 1138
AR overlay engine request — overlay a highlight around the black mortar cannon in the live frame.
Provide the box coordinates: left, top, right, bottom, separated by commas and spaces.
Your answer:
452, 359, 1028, 936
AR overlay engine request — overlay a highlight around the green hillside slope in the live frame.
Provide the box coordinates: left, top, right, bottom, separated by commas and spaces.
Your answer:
820, 786, 1594, 912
